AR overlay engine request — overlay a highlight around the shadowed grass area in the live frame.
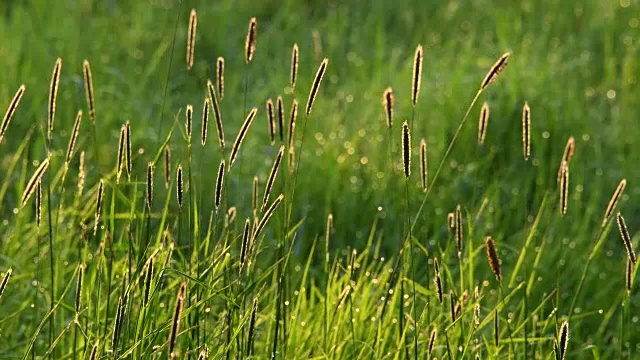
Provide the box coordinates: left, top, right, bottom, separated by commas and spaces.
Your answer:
0, 0, 639, 358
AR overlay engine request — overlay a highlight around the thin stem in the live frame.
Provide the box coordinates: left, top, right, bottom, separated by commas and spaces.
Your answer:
411, 90, 483, 233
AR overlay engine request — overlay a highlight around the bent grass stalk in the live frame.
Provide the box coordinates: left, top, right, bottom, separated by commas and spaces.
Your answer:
569, 178, 627, 321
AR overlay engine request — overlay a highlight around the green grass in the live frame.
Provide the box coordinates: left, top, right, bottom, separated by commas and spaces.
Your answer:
0, 0, 639, 358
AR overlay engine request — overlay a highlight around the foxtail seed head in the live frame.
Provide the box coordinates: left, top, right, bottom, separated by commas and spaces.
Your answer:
401, 121, 411, 178
383, 87, 394, 128
485, 236, 502, 281
0, 84, 26, 143
616, 213, 637, 265
83, 60, 96, 124
201, 97, 209, 146
266, 99, 275, 145
65, 110, 83, 168
214, 160, 225, 210
602, 179, 626, 228
420, 138, 427, 192
186, 9, 197, 70
480, 52, 510, 90
229, 107, 257, 168
522, 102, 531, 161
262, 146, 285, 212
185, 105, 193, 141
291, 43, 299, 90
176, 165, 183, 208
478, 102, 489, 144
277, 96, 285, 142
21, 157, 50, 208
305, 58, 328, 116
559, 161, 569, 216
206, 79, 225, 149
411, 45, 423, 106
245, 17, 257, 64
216, 57, 225, 100
47, 58, 62, 140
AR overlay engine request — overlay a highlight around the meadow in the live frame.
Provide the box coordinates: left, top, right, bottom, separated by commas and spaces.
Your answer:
0, 0, 639, 358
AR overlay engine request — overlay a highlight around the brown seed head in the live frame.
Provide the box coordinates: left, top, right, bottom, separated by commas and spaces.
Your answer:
602, 179, 626, 227
616, 213, 637, 265
383, 87, 394, 128
480, 52, 510, 90
420, 139, 427, 192
216, 57, 225, 100
305, 58, 328, 116
266, 99, 275, 145
485, 236, 502, 281
401, 121, 411, 178
245, 17, 257, 64
0, 84, 26, 143
411, 45, 423, 106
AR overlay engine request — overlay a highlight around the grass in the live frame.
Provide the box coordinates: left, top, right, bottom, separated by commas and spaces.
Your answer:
0, 0, 639, 358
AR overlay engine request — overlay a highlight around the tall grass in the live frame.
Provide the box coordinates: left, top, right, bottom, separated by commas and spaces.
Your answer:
0, 2, 639, 359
